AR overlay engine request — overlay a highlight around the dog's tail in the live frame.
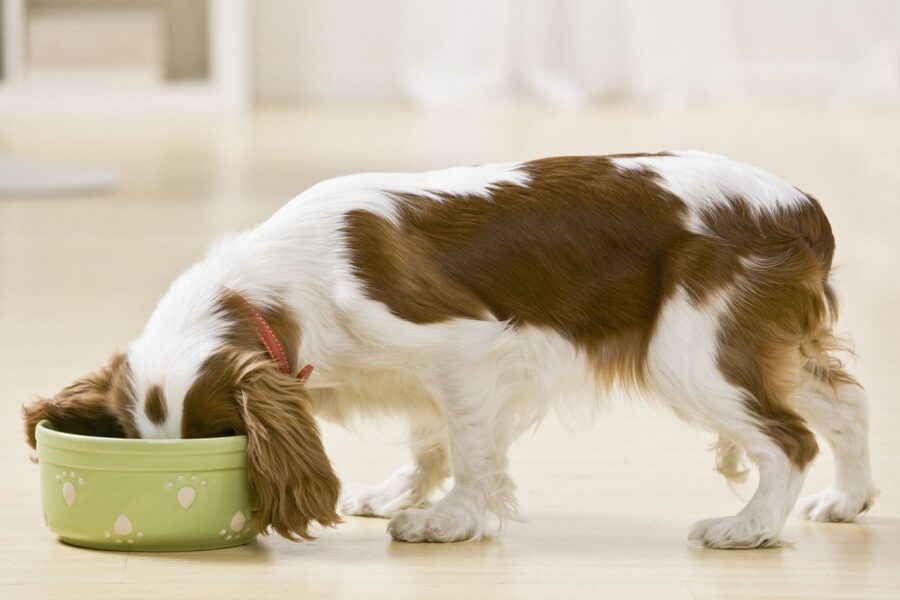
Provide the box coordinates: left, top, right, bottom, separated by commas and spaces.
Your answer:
798, 280, 858, 387
793, 194, 857, 387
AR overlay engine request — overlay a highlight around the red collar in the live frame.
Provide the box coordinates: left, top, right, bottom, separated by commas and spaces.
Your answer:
237, 294, 313, 383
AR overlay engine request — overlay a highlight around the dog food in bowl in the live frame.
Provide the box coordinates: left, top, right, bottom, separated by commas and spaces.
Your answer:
36, 420, 257, 551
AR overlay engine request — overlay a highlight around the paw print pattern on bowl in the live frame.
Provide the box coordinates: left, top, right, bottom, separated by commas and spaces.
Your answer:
36, 421, 255, 551
56, 470, 84, 507
219, 510, 253, 540
165, 474, 207, 510
103, 513, 144, 545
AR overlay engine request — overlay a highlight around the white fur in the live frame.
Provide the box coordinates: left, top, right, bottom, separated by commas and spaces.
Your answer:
124, 156, 872, 547
793, 381, 879, 522
611, 151, 809, 232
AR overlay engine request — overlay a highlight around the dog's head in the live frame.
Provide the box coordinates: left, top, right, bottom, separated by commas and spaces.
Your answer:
23, 351, 138, 445
22, 292, 340, 541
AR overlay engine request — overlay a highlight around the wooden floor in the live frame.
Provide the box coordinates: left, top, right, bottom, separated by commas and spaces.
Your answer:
1, 104, 898, 599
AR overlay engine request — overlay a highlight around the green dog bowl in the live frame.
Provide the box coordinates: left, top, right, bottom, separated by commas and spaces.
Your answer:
36, 420, 258, 551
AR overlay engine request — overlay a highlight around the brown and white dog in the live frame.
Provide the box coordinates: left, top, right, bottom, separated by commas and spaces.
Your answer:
23, 152, 878, 548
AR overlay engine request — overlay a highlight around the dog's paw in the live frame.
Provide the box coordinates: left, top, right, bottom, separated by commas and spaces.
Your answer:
340, 466, 436, 519
688, 515, 782, 549
340, 481, 422, 518
388, 505, 483, 543
796, 488, 876, 523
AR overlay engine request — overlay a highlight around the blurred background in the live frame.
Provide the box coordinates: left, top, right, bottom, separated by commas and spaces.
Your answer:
1, 0, 898, 197
1, 0, 899, 192
3, 0, 900, 113
1, 3, 900, 596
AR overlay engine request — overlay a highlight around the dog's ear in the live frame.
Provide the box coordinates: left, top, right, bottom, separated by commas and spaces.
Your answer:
22, 352, 137, 448
234, 356, 341, 540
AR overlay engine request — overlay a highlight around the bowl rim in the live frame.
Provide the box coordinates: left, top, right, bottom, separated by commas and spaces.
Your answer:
36, 419, 248, 455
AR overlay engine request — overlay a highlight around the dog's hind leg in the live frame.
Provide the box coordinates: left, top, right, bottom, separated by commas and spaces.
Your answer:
340, 422, 451, 518
794, 375, 879, 522
647, 287, 815, 548
687, 422, 811, 549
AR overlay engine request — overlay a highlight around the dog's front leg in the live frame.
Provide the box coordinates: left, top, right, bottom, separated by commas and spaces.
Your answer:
341, 424, 451, 518
387, 372, 516, 543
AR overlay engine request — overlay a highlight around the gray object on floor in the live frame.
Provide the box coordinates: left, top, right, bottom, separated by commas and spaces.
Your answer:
0, 155, 119, 196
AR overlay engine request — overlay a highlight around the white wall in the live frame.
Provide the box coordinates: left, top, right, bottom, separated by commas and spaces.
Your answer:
252, 0, 402, 103
251, 0, 900, 108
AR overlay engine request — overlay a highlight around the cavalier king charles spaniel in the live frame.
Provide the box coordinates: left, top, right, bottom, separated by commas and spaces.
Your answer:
24, 152, 878, 548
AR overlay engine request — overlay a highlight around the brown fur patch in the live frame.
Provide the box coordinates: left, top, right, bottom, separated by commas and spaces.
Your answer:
144, 384, 167, 425
22, 352, 138, 447
181, 292, 339, 540
181, 349, 243, 440
183, 349, 341, 540
181, 290, 301, 438
706, 198, 835, 468
343, 155, 837, 467
181, 290, 302, 439
345, 156, 696, 386
234, 352, 342, 540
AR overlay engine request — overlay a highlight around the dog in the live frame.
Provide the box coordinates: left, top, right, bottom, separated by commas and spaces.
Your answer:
23, 152, 879, 548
